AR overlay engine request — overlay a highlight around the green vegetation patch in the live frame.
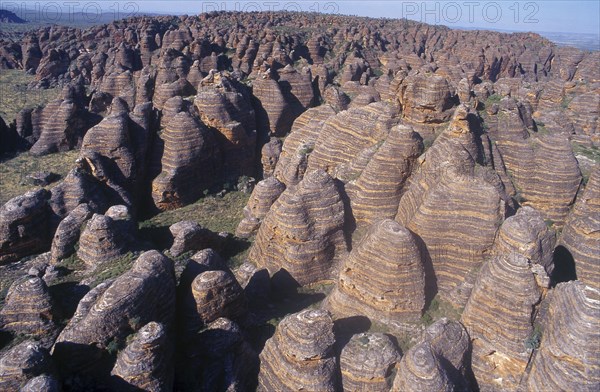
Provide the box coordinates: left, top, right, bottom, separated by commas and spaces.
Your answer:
0, 150, 79, 205
139, 191, 250, 235
0, 69, 61, 123
420, 296, 463, 326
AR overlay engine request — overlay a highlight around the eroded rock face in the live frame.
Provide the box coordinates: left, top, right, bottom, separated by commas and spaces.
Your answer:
182, 270, 246, 335
560, 167, 600, 290
169, 220, 214, 257
527, 282, 600, 392
307, 102, 399, 176
340, 333, 401, 392
261, 137, 282, 178
50, 203, 93, 263
151, 111, 221, 211
493, 206, 556, 288
398, 73, 456, 126
395, 106, 505, 306
460, 252, 541, 391
247, 169, 346, 286
273, 104, 337, 187
77, 206, 135, 268
346, 124, 423, 226
194, 71, 257, 178
179, 317, 257, 391
29, 92, 88, 156
423, 318, 471, 389
53, 250, 176, 376
235, 176, 286, 238
258, 309, 338, 391
0, 189, 51, 264
391, 341, 454, 392
520, 135, 582, 228
0, 341, 54, 391
326, 219, 425, 326
0, 277, 56, 339
253, 69, 291, 137
111, 322, 173, 392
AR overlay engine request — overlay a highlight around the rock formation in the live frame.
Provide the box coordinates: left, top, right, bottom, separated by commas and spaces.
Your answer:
423, 318, 471, 389
559, 167, 600, 289
169, 220, 215, 257
152, 111, 221, 210
346, 124, 423, 226
460, 252, 541, 391
261, 137, 282, 178
52, 251, 176, 376
526, 281, 600, 391
111, 322, 173, 392
194, 71, 257, 178
273, 104, 337, 187
493, 206, 556, 287
340, 332, 401, 392
182, 270, 246, 334
235, 176, 286, 238
247, 169, 346, 286
50, 203, 93, 262
0, 189, 51, 264
253, 69, 291, 136
258, 309, 338, 391
520, 135, 582, 228
307, 102, 399, 176
77, 206, 134, 268
398, 72, 456, 126
0, 341, 54, 390
0, 277, 56, 338
326, 219, 425, 326
391, 341, 454, 392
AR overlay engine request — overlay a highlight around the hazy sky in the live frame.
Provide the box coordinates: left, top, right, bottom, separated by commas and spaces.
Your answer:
4, 1, 600, 34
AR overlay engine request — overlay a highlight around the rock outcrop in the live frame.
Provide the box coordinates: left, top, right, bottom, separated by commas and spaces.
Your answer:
493, 206, 556, 287
52, 250, 176, 376
0, 277, 56, 338
50, 203, 93, 262
391, 341, 454, 392
0, 189, 51, 264
247, 169, 346, 286
169, 220, 214, 257
194, 71, 257, 178
152, 111, 221, 210
346, 124, 423, 226
326, 219, 425, 326
77, 207, 134, 268
253, 70, 291, 136
560, 167, 600, 289
340, 332, 401, 392
261, 137, 282, 178
398, 73, 456, 126
235, 176, 286, 238
460, 252, 541, 391
526, 281, 600, 391
258, 309, 338, 391
273, 104, 337, 187
182, 270, 246, 335
111, 322, 173, 392
520, 135, 582, 228
423, 318, 471, 389
0, 341, 54, 390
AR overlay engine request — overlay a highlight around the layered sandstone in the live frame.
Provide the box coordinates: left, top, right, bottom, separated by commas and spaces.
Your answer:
247, 169, 346, 286
258, 309, 338, 391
